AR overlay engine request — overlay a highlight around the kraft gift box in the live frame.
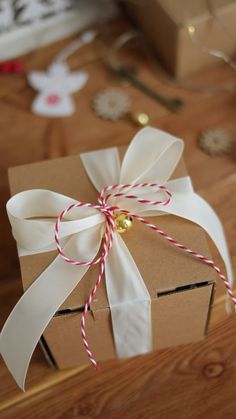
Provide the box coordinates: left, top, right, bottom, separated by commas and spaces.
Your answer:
7, 145, 216, 369
125, 0, 236, 77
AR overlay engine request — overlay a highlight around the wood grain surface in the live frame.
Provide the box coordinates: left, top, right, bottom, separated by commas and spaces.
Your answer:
0, 20, 236, 419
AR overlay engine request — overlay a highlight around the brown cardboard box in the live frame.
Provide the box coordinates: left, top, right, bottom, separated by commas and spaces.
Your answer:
8, 147, 216, 369
125, 0, 236, 77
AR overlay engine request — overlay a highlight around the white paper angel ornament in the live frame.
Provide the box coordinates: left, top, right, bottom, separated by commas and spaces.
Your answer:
27, 30, 97, 117
28, 62, 88, 117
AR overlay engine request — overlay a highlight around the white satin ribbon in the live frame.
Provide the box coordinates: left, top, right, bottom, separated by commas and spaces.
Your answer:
0, 127, 232, 390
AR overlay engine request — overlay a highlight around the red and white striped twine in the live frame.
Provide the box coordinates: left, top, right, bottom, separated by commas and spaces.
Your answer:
55, 182, 235, 370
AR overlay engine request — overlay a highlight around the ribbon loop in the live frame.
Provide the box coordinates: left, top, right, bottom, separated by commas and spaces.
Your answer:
120, 127, 184, 185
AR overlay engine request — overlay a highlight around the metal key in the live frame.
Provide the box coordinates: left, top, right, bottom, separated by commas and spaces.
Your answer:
109, 63, 184, 113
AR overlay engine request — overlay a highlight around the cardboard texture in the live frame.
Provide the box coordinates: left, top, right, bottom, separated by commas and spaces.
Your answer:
125, 0, 236, 77
8, 146, 216, 369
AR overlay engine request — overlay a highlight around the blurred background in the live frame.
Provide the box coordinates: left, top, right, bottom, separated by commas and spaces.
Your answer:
0, 1, 236, 418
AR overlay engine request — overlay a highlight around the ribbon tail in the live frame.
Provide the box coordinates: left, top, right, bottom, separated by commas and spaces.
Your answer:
147, 190, 233, 285
0, 226, 102, 390
105, 233, 152, 358
133, 176, 233, 285
192, 193, 233, 284
141, 187, 234, 285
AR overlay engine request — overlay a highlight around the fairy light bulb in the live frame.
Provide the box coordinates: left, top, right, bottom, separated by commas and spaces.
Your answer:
187, 25, 196, 34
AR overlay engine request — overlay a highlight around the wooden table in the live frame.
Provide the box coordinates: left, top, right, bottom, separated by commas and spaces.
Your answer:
0, 27, 236, 418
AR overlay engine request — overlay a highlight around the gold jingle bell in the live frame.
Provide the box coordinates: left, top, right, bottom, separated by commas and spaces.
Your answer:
114, 212, 133, 233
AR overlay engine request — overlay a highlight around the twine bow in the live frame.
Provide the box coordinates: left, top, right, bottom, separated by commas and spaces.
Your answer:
55, 182, 172, 368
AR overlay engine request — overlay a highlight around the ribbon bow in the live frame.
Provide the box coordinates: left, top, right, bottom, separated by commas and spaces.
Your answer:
0, 127, 234, 390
